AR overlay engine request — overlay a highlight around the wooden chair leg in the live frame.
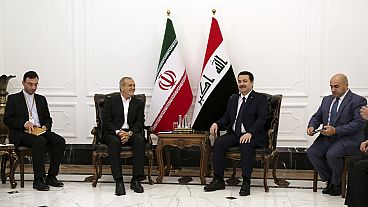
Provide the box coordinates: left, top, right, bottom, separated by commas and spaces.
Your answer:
272, 153, 290, 187
9, 151, 17, 189
231, 160, 237, 180
225, 160, 241, 186
203, 148, 209, 177
272, 153, 278, 183
263, 157, 270, 192
92, 152, 98, 187
97, 156, 103, 179
341, 156, 350, 198
204, 138, 212, 177
147, 150, 154, 185
92, 153, 99, 187
84, 152, 97, 183
20, 152, 25, 188
164, 147, 171, 176
313, 169, 318, 192
1, 155, 7, 184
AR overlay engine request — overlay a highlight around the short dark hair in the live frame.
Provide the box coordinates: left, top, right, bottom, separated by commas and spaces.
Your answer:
238, 71, 254, 82
23, 71, 39, 82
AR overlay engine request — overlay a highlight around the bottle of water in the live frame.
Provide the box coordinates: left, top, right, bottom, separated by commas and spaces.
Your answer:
178, 115, 182, 128
184, 115, 188, 128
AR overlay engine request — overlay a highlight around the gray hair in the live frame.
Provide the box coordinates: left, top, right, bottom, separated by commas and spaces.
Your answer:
119, 77, 133, 92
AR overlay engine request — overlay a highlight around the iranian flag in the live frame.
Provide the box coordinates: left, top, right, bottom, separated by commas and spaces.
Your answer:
191, 17, 238, 131
147, 18, 193, 134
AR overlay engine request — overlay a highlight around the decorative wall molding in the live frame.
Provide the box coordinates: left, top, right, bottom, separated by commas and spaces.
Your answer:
278, 103, 309, 143
48, 102, 77, 138
3, 0, 78, 97
0, 0, 4, 72
2, 0, 367, 146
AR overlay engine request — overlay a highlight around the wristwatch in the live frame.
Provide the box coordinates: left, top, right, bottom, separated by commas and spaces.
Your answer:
128, 131, 133, 137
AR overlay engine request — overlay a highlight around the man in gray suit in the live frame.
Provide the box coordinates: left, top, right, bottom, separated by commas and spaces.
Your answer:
307, 73, 367, 196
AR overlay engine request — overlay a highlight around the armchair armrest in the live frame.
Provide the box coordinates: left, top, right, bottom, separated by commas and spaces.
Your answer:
267, 128, 275, 150
143, 125, 153, 146
91, 126, 98, 135
91, 126, 101, 145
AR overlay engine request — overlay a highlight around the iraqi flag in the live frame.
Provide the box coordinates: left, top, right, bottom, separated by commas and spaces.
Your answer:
191, 17, 238, 131
147, 18, 193, 134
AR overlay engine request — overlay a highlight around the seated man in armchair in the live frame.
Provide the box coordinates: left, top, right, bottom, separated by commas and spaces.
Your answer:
4, 71, 65, 191
203, 71, 268, 196
307, 73, 367, 196
102, 76, 146, 196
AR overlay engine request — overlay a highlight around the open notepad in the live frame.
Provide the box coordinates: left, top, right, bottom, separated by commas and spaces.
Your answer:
24, 127, 46, 136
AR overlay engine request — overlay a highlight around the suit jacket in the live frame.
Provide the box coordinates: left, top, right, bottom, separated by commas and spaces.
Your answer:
102, 94, 145, 138
4, 91, 53, 147
308, 90, 367, 142
216, 90, 268, 147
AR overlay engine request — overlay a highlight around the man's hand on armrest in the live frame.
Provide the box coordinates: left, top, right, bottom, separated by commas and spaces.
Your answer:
210, 123, 218, 137
360, 140, 368, 153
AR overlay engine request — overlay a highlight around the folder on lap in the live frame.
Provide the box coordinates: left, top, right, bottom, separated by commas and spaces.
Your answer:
24, 127, 46, 136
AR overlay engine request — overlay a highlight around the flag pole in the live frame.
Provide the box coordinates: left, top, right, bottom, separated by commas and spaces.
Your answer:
212, 9, 216, 16
167, 10, 170, 16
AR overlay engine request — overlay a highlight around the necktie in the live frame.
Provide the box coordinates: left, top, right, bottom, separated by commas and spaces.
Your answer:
235, 97, 246, 137
330, 97, 340, 126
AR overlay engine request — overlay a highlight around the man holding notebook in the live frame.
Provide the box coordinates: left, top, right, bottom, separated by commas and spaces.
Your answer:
4, 71, 65, 191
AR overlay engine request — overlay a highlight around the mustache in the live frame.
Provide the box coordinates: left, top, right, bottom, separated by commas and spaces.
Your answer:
239, 85, 246, 88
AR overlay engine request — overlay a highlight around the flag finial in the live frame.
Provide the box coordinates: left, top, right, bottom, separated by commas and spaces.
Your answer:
167, 10, 171, 16
212, 9, 216, 15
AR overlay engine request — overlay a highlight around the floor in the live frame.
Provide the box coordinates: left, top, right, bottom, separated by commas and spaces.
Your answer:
0, 166, 347, 207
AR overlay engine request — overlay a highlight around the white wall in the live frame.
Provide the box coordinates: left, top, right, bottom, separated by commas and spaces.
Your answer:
1, 0, 367, 146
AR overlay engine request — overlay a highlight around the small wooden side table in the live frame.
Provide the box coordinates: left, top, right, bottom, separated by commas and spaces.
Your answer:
0, 144, 17, 188
156, 132, 209, 184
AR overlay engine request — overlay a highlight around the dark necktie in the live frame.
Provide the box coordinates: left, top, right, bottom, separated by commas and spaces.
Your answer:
235, 97, 246, 137
330, 97, 340, 126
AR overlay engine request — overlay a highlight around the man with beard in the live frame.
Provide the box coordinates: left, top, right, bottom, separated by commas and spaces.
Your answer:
4, 71, 65, 191
203, 71, 268, 196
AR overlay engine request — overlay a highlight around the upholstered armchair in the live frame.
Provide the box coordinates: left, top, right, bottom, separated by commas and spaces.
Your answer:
225, 93, 288, 192
88, 92, 154, 187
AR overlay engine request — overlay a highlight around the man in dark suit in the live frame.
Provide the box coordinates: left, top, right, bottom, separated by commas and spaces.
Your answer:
204, 71, 268, 196
307, 73, 367, 196
344, 105, 368, 207
102, 77, 146, 196
4, 71, 65, 191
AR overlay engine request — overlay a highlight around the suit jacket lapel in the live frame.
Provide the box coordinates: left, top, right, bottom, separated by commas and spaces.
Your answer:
18, 91, 30, 119
324, 96, 334, 124
335, 90, 352, 121
232, 91, 254, 124
127, 97, 137, 124
243, 91, 254, 111
117, 95, 125, 122
34, 94, 42, 121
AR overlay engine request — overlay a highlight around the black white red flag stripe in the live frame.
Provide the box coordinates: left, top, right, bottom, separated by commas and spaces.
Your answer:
192, 17, 238, 131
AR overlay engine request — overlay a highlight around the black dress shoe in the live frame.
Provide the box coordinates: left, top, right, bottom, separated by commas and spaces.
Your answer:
33, 179, 50, 191
130, 179, 144, 193
239, 180, 250, 196
204, 177, 225, 192
45, 175, 64, 187
115, 181, 126, 196
322, 181, 332, 194
329, 184, 341, 196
